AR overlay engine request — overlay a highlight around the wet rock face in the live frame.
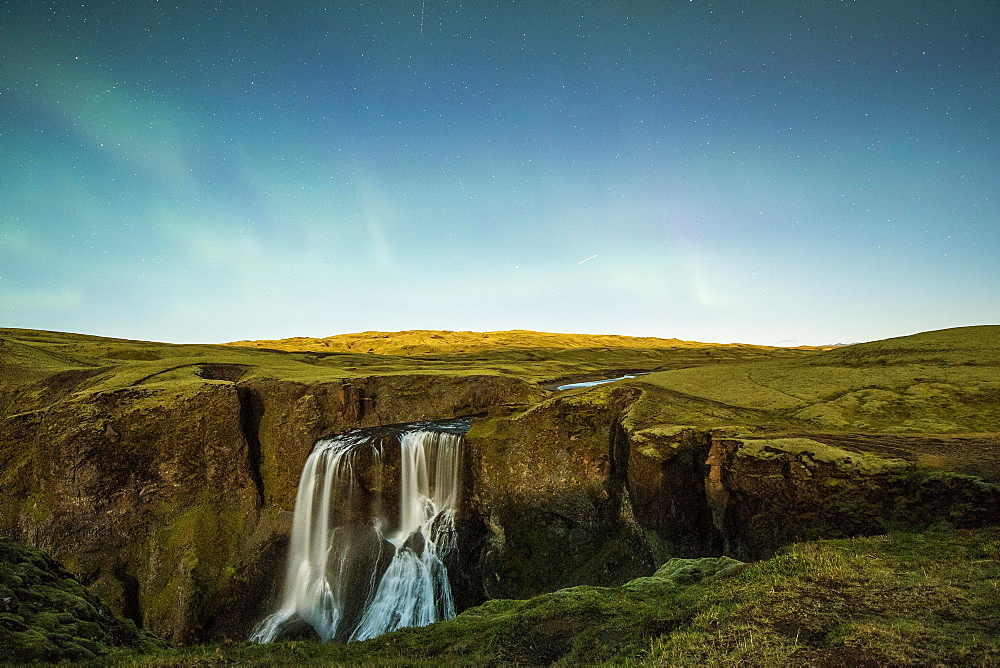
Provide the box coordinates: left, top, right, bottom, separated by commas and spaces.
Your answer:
0, 372, 542, 644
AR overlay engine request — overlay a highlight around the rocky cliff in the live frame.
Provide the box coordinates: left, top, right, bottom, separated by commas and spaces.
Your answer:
465, 382, 1000, 600
2, 326, 999, 646
0, 336, 543, 643
467, 385, 654, 600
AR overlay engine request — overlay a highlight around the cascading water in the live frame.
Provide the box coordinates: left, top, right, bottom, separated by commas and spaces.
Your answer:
251, 419, 468, 643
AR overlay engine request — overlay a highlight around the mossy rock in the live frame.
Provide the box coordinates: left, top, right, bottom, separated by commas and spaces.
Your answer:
0, 535, 162, 662
107, 528, 1000, 666
653, 556, 745, 585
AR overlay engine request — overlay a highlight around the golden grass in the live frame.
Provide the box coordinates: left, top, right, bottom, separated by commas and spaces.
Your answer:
224, 329, 834, 356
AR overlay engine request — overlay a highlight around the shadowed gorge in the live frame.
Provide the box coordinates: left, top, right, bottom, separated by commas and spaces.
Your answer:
1, 326, 999, 664
235, 386, 266, 507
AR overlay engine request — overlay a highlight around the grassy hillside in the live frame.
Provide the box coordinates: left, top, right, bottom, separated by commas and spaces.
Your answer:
6, 324, 993, 421
224, 329, 828, 386
0, 327, 819, 418
225, 329, 833, 356
4, 325, 998, 478
108, 527, 1000, 666
621, 325, 1000, 479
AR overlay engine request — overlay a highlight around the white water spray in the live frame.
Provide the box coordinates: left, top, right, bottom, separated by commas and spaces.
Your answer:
251, 424, 465, 643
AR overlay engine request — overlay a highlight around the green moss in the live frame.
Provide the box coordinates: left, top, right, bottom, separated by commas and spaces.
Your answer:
733, 437, 901, 474
0, 535, 162, 662
647, 528, 1000, 666
106, 528, 1000, 666
625, 424, 700, 463
141, 499, 250, 639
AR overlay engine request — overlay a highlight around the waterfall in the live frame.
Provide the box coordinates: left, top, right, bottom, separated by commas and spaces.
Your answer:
251, 420, 467, 644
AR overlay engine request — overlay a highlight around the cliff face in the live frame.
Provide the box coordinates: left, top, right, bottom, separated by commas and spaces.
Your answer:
705, 436, 1000, 560
0, 379, 263, 643
464, 387, 1000, 598
0, 371, 542, 644
466, 385, 655, 600
6, 370, 998, 644
3, 326, 999, 646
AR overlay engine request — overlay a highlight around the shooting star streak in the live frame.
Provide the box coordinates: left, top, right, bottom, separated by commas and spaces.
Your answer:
577, 255, 598, 265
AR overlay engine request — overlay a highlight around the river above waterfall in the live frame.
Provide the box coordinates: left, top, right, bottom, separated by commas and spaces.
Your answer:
251, 418, 471, 644
555, 373, 649, 391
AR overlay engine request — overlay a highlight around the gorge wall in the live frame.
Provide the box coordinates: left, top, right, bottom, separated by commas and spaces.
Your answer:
0, 370, 542, 644
466, 384, 1000, 600
3, 368, 999, 645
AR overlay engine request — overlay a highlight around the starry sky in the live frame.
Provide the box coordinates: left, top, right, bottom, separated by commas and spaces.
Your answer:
2, 1, 998, 346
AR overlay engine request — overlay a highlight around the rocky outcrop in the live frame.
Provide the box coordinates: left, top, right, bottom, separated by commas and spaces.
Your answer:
0, 534, 161, 662
0, 380, 264, 641
705, 436, 1000, 560
465, 388, 1000, 597
0, 372, 542, 644
467, 385, 657, 599
619, 425, 1000, 563
622, 425, 724, 560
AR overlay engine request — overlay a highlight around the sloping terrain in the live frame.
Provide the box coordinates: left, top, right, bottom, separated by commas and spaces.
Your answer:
109, 527, 1000, 666
0, 535, 161, 662
2, 324, 999, 659
624, 325, 1000, 480
225, 328, 833, 356
0, 327, 818, 416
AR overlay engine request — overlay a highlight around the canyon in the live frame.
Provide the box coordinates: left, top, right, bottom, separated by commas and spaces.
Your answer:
1, 326, 998, 660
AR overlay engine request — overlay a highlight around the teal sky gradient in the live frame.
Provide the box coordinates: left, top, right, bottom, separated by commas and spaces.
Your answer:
2, 1, 998, 345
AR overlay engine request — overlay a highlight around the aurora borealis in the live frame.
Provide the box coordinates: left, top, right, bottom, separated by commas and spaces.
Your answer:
2, 1, 997, 345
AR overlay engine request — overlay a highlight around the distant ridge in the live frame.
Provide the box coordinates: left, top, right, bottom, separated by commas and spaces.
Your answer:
224, 329, 835, 356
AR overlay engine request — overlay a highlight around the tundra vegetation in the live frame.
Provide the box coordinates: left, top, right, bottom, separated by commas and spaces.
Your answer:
1, 325, 998, 664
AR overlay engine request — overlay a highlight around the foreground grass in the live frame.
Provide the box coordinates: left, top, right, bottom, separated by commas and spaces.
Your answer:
104, 527, 1000, 666
648, 529, 1000, 666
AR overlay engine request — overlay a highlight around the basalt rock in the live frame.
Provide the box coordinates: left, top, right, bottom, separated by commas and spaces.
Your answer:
467, 385, 657, 599
0, 372, 542, 644
619, 424, 1000, 562
706, 436, 1000, 560
465, 386, 1000, 597
621, 424, 724, 560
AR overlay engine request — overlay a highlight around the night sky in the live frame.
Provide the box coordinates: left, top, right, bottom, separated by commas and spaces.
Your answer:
2, 1, 998, 345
